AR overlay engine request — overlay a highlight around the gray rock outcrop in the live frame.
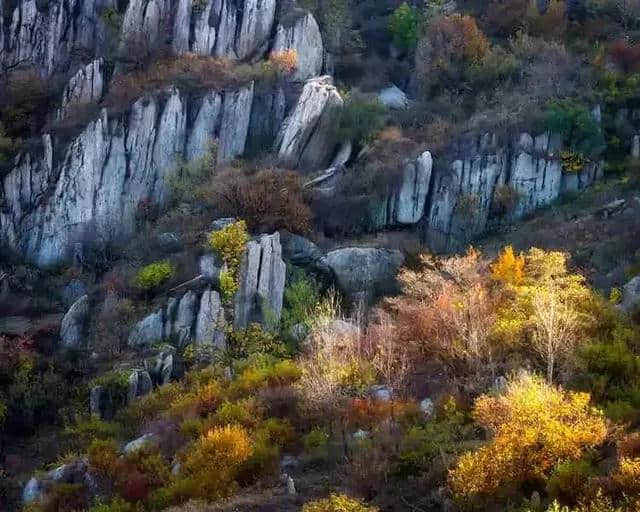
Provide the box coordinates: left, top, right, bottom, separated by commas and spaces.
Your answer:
128, 288, 226, 347
4, 0, 116, 76
23, 459, 93, 505
324, 247, 405, 302
60, 295, 90, 349
378, 85, 408, 110
619, 276, 640, 313
276, 76, 344, 171
234, 232, 287, 328
271, 11, 324, 81
1, 86, 258, 267
57, 59, 105, 120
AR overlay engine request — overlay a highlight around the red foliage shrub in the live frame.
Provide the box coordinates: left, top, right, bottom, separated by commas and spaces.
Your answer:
610, 39, 640, 73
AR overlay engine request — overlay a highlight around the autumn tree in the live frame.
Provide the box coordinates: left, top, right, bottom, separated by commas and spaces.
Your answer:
449, 373, 607, 500
492, 248, 595, 382
390, 249, 498, 379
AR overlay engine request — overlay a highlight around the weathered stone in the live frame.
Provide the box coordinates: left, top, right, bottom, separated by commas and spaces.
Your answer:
128, 310, 164, 347
370, 385, 392, 401
419, 398, 434, 418
236, 0, 277, 59
90, 385, 104, 416
395, 151, 432, 224
272, 11, 324, 81
160, 354, 173, 385
170, 291, 198, 346
156, 232, 183, 253
1, 85, 273, 267
276, 76, 344, 171
330, 141, 352, 168
619, 276, 640, 313
378, 85, 408, 110
57, 59, 104, 120
218, 83, 255, 162
199, 254, 224, 284
60, 295, 89, 349
195, 288, 225, 348
324, 247, 405, 302
234, 232, 287, 328
123, 433, 157, 454
279, 231, 327, 271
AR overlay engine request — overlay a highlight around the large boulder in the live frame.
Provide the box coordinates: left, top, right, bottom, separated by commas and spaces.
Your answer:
276, 76, 343, 171
23, 459, 92, 505
378, 85, 408, 110
60, 295, 89, 349
271, 11, 324, 81
234, 232, 287, 328
324, 248, 405, 302
128, 309, 164, 347
279, 231, 329, 274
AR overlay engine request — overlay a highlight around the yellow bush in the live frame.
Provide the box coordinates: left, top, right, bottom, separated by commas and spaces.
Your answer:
179, 424, 252, 500
449, 373, 606, 499
491, 246, 525, 286
303, 494, 379, 512
208, 220, 249, 275
613, 457, 640, 495
169, 381, 222, 419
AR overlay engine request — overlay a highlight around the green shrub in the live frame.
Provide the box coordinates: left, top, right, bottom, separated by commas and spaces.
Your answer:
303, 494, 379, 512
214, 399, 260, 428
389, 3, 419, 51
91, 370, 131, 411
281, 267, 321, 337
337, 94, 387, 145
133, 261, 174, 291
547, 459, 596, 504
543, 99, 605, 159
467, 45, 519, 87
303, 427, 330, 455
226, 323, 287, 360
168, 145, 216, 205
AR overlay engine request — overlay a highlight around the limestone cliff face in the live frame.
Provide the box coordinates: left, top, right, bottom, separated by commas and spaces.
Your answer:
343, 132, 602, 252
1, 0, 324, 78
423, 132, 603, 252
0, 84, 256, 267
2, 0, 116, 76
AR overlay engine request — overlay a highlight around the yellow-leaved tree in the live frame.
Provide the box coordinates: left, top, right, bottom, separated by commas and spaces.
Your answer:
449, 373, 607, 500
492, 247, 596, 382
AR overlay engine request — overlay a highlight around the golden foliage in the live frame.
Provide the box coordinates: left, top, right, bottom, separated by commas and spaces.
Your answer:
613, 457, 640, 496
303, 494, 379, 512
266, 50, 298, 75
491, 246, 525, 286
449, 373, 607, 499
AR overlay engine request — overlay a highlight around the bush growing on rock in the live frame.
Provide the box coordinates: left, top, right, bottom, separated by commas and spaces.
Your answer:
133, 261, 174, 292
337, 93, 388, 145
209, 220, 249, 303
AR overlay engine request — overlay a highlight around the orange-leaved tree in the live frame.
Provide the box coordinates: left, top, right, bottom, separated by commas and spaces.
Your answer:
449, 373, 607, 500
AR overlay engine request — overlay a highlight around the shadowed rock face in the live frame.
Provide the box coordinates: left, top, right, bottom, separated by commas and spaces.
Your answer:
127, 288, 225, 348
276, 76, 344, 171
324, 247, 405, 303
234, 232, 287, 329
